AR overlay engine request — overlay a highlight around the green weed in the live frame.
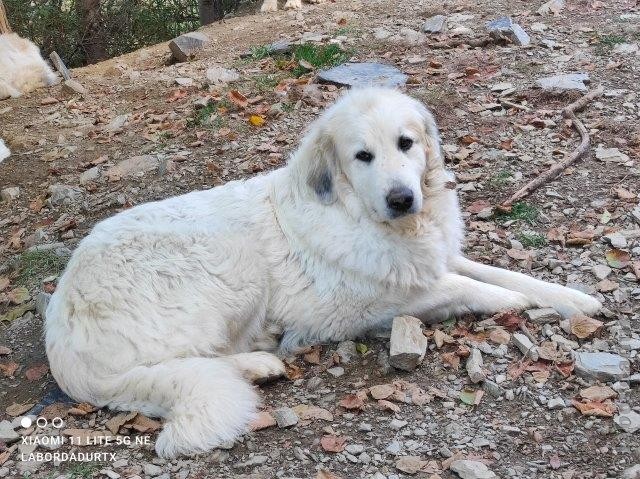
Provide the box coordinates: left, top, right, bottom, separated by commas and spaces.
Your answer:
517, 232, 547, 248
497, 202, 539, 225
17, 251, 67, 289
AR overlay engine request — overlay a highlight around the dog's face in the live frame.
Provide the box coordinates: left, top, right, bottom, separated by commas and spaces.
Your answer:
301, 88, 442, 223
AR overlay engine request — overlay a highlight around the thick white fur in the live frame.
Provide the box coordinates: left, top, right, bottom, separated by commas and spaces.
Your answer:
45, 88, 601, 458
0, 139, 9, 163
0, 33, 58, 100
261, 0, 324, 13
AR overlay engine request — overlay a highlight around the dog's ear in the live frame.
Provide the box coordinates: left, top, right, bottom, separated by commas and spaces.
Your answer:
295, 124, 338, 205
417, 102, 444, 170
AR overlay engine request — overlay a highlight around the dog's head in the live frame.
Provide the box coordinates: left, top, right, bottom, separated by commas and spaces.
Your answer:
293, 87, 443, 223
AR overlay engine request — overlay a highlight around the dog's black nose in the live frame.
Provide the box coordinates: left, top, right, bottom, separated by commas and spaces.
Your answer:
386, 187, 414, 213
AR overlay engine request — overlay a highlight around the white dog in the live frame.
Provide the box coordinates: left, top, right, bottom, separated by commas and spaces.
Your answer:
261, 0, 324, 12
45, 88, 601, 458
0, 33, 58, 100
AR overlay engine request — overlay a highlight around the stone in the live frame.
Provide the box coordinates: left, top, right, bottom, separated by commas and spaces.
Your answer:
235, 455, 268, 468
345, 444, 365, 455
103, 114, 130, 133
523, 308, 561, 324
574, 352, 631, 381
100, 470, 120, 479
466, 348, 486, 383
169, 32, 210, 62
336, 340, 357, 363
175, 77, 194, 87
483, 380, 503, 398
0, 420, 19, 444
613, 43, 639, 54
1, 186, 20, 202
317, 62, 407, 88
537, 0, 565, 15
614, 411, 640, 433
486, 16, 530, 46
395, 456, 427, 474
619, 338, 640, 351
35, 292, 51, 319
422, 15, 447, 33
272, 407, 298, 428
206, 66, 240, 85
536, 73, 589, 92
397, 27, 424, 45
389, 419, 407, 430
326, 366, 344, 377
79, 166, 100, 185
605, 232, 627, 248
450, 459, 497, 479
592, 264, 612, 280
547, 397, 565, 409
595, 145, 630, 163
106, 155, 159, 181
63, 79, 87, 95
621, 464, 640, 479
512, 333, 539, 361
143, 463, 163, 476
48, 183, 83, 206
389, 315, 428, 371
0, 139, 9, 163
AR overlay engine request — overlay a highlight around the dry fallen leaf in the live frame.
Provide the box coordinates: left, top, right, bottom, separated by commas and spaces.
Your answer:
571, 399, 616, 417
369, 384, 395, 400
6, 402, 34, 417
493, 311, 524, 331
433, 329, 454, 348
377, 399, 401, 412
316, 470, 343, 479
605, 249, 631, 269
25, 363, 49, 381
303, 346, 321, 365
0, 277, 9, 292
127, 414, 161, 433
249, 115, 265, 127
488, 328, 511, 345
106, 411, 138, 434
292, 404, 333, 422
320, 434, 346, 453
249, 411, 277, 431
228, 90, 249, 109
570, 314, 603, 339
441, 352, 460, 370
0, 361, 19, 377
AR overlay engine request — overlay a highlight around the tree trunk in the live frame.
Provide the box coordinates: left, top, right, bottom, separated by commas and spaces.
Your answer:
198, 0, 224, 26
78, 0, 107, 64
0, 0, 12, 34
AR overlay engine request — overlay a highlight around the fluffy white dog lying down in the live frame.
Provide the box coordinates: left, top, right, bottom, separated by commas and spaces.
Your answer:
45, 88, 601, 458
261, 0, 324, 12
0, 33, 58, 100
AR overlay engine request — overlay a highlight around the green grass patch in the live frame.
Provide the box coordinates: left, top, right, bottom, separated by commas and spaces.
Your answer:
488, 170, 513, 188
17, 251, 67, 289
596, 34, 627, 54
253, 74, 281, 93
248, 44, 273, 61
292, 43, 349, 77
496, 202, 539, 225
188, 103, 228, 129
65, 463, 101, 479
517, 232, 547, 248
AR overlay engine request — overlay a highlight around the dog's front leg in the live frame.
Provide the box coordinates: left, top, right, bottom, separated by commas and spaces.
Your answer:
452, 256, 601, 319
405, 273, 534, 324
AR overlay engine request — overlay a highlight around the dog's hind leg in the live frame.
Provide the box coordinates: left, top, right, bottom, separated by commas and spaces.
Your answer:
452, 256, 601, 318
406, 273, 534, 324
223, 351, 286, 383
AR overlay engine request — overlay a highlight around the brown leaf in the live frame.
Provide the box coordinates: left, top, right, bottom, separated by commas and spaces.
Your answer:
500, 138, 514, 150
488, 328, 510, 345
127, 414, 161, 433
41, 402, 69, 420
29, 197, 45, 213
0, 361, 19, 377
320, 434, 346, 453
570, 314, 603, 339
6, 402, 34, 417
466, 200, 492, 214
571, 399, 616, 417
25, 363, 49, 381
369, 384, 395, 400
105, 411, 138, 434
433, 329, 454, 348
303, 346, 321, 365
579, 385, 617, 402
228, 90, 249, 109
441, 352, 460, 370
378, 399, 400, 413
284, 359, 304, 380
0, 346, 11, 355
338, 394, 365, 410
493, 311, 524, 331
555, 361, 574, 378
606, 249, 631, 269
613, 186, 636, 201
546, 227, 567, 245
0, 277, 9, 292
316, 470, 343, 479
249, 411, 276, 431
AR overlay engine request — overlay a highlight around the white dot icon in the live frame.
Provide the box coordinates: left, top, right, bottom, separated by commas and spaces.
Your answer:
20, 416, 32, 428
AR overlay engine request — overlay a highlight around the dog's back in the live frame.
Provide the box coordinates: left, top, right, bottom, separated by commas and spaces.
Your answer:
0, 33, 58, 99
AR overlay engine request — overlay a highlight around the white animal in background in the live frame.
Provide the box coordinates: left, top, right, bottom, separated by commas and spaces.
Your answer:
0, 139, 9, 163
0, 33, 58, 100
261, 0, 324, 13
45, 88, 601, 459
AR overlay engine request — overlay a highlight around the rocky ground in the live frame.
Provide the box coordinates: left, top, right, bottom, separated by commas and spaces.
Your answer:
1, 0, 639, 477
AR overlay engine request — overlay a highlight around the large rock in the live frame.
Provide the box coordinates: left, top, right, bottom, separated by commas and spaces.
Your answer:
272, 407, 298, 428
169, 32, 210, 63
0, 420, 19, 444
106, 155, 159, 181
450, 459, 497, 479
622, 464, 640, 479
536, 73, 589, 92
422, 15, 447, 34
317, 62, 407, 88
574, 352, 631, 381
1, 186, 20, 202
523, 308, 560, 324
389, 315, 428, 371
614, 410, 640, 433
486, 16, 530, 46
47, 184, 83, 206
466, 348, 486, 383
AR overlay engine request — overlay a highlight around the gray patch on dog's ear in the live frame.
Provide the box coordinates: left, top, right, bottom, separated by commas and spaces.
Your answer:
305, 134, 337, 205
313, 169, 333, 203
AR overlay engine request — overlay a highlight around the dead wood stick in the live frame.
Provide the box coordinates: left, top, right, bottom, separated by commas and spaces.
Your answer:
500, 85, 604, 209
0, 0, 12, 34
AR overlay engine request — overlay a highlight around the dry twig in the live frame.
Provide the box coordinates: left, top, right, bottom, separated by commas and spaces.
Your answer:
500, 85, 605, 209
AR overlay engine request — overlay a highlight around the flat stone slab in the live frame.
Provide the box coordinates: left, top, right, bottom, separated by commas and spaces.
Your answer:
574, 352, 631, 381
317, 62, 407, 88
486, 16, 530, 46
169, 32, 210, 63
422, 15, 447, 33
389, 315, 428, 371
536, 73, 589, 91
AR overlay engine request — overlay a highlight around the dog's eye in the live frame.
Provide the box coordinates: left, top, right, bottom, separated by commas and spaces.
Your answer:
398, 136, 413, 152
355, 150, 374, 163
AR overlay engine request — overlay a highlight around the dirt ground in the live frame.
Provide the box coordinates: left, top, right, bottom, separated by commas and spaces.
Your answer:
1, 0, 639, 478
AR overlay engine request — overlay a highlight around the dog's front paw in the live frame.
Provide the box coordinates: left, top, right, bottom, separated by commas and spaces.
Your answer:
284, 0, 302, 9
244, 352, 286, 383
533, 285, 602, 319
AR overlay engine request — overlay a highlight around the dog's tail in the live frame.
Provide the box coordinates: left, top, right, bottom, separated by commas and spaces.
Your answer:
50, 354, 259, 458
